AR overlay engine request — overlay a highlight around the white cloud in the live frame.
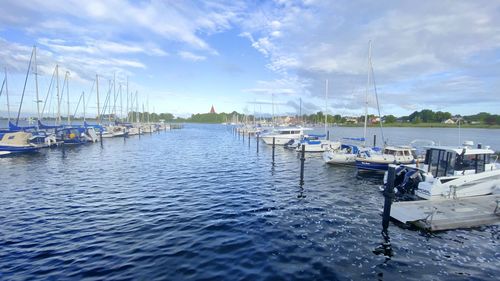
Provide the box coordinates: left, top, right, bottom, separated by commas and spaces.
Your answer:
178, 51, 206, 62
238, 0, 500, 115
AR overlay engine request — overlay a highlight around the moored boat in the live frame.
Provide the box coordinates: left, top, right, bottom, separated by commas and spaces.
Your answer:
387, 142, 500, 200
0, 132, 39, 155
356, 146, 416, 172
260, 127, 310, 145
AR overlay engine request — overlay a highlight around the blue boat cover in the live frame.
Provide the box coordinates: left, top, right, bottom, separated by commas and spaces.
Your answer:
38, 120, 62, 130
9, 121, 36, 131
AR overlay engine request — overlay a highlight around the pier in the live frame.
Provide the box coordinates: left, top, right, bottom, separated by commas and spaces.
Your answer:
390, 194, 500, 231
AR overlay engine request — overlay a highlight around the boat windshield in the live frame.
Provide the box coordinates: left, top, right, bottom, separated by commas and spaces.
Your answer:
425, 148, 491, 176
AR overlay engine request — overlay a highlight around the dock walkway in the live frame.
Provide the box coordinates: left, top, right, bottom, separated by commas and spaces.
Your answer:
390, 194, 500, 231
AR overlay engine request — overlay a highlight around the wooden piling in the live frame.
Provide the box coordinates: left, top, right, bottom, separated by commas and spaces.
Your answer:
299, 144, 305, 185
382, 165, 396, 233
272, 137, 275, 164
256, 134, 259, 153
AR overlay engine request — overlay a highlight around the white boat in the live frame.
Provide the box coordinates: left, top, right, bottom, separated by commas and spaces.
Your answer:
295, 134, 341, 153
323, 143, 370, 165
356, 146, 416, 172
388, 142, 500, 200
260, 127, 310, 145
128, 127, 141, 136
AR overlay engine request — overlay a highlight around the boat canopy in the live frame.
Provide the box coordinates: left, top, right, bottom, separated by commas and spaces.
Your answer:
38, 120, 62, 130
0, 132, 32, 145
9, 121, 36, 131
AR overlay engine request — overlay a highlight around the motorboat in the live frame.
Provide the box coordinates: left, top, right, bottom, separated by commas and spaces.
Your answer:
295, 134, 341, 153
260, 127, 310, 145
386, 141, 500, 200
356, 145, 416, 172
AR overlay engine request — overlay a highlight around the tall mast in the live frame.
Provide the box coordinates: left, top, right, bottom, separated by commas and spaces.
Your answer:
126, 76, 129, 122
147, 95, 150, 123
66, 71, 70, 125
34, 46, 41, 121
325, 79, 328, 135
113, 73, 116, 121
363, 41, 372, 146
16, 47, 34, 126
96, 74, 100, 123
136, 91, 139, 123
55, 64, 61, 125
82, 91, 86, 122
108, 80, 112, 123
119, 83, 123, 121
4, 68, 10, 122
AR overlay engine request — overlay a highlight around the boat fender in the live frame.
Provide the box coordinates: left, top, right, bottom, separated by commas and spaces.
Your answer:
69, 133, 76, 139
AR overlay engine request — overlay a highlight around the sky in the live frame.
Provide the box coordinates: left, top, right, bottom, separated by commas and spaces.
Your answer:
1, 0, 500, 119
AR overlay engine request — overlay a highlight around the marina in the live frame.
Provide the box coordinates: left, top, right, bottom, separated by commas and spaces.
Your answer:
2, 1, 500, 280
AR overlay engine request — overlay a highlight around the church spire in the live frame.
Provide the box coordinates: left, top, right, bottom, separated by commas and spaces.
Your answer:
210, 105, 216, 114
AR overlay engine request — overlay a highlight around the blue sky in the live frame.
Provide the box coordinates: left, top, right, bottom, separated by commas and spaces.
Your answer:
1, 0, 500, 119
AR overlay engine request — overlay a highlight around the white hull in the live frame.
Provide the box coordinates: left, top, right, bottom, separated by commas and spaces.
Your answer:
416, 169, 500, 200
297, 141, 340, 153
323, 151, 357, 165
261, 135, 301, 145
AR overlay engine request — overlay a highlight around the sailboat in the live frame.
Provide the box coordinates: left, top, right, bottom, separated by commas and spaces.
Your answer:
0, 71, 38, 155
323, 43, 380, 165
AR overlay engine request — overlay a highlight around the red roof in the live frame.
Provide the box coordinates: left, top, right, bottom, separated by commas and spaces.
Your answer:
210, 105, 216, 114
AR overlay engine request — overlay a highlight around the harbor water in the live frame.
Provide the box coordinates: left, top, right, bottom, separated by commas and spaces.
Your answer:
1, 124, 499, 280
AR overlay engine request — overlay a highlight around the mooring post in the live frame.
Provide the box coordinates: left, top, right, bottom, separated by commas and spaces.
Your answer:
382, 165, 396, 235
242, 130, 245, 143
61, 131, 66, 155
272, 137, 275, 165
138, 127, 141, 139
248, 132, 251, 147
327, 130, 330, 140
256, 133, 259, 153
299, 144, 306, 185
373, 135, 377, 147
150, 125, 152, 135
99, 130, 103, 147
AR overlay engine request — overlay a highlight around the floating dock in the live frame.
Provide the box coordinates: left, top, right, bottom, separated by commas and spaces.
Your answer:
390, 194, 500, 231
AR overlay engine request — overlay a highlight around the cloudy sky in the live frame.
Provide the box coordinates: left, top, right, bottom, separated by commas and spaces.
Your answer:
1, 0, 499, 119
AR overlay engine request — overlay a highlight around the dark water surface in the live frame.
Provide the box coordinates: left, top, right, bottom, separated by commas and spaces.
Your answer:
1, 124, 499, 280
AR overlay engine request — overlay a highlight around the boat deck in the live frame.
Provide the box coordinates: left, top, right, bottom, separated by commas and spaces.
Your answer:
390, 194, 500, 231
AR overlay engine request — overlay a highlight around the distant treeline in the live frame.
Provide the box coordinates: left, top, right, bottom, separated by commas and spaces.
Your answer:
6, 109, 497, 125
100, 110, 500, 125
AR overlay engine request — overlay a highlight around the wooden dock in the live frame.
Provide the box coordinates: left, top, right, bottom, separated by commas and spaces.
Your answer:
390, 194, 500, 231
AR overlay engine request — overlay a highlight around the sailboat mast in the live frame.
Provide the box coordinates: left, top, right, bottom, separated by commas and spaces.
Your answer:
96, 74, 100, 123
16, 48, 34, 126
4, 68, 10, 122
34, 46, 41, 121
83, 91, 86, 122
325, 79, 328, 135
56, 65, 61, 125
113, 74, 116, 122
126, 76, 129, 122
363, 41, 372, 146
66, 72, 70, 125
119, 83, 123, 121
